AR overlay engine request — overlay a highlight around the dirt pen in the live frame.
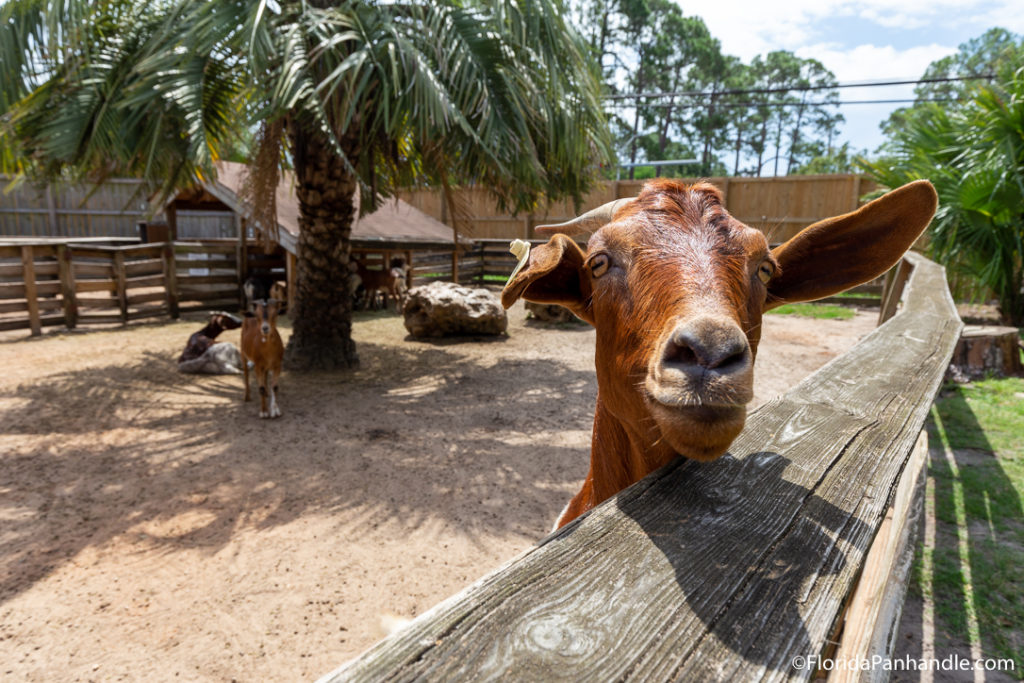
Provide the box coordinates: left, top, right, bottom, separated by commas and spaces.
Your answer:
0, 296, 881, 681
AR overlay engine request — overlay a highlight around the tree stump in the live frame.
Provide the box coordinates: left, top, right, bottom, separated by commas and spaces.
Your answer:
949, 325, 1022, 379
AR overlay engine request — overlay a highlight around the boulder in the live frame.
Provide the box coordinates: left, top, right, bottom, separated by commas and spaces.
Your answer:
403, 281, 508, 338
524, 301, 585, 324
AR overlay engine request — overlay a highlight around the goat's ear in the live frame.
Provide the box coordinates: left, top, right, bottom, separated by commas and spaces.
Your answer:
501, 234, 592, 324
766, 180, 937, 309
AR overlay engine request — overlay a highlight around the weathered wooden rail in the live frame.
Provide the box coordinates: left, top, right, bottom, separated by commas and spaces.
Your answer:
0, 238, 285, 333
320, 252, 961, 682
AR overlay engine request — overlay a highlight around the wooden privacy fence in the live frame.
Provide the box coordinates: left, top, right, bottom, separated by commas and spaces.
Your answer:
399, 174, 879, 242
0, 176, 148, 238
321, 252, 962, 682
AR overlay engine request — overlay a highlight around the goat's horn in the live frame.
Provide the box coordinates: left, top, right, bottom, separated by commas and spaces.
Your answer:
535, 198, 635, 236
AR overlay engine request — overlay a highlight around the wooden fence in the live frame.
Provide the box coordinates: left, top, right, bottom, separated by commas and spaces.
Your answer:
0, 176, 148, 238
398, 174, 878, 242
320, 251, 962, 682
0, 239, 290, 334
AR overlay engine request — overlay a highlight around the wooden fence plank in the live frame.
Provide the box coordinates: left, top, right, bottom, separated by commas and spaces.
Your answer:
878, 259, 913, 325
127, 290, 169, 306
125, 274, 167, 289
830, 430, 928, 683
73, 263, 115, 279
20, 246, 40, 335
124, 258, 164, 278
323, 253, 960, 683
58, 245, 78, 328
114, 251, 128, 323
163, 242, 179, 319
74, 279, 117, 294
0, 300, 27, 314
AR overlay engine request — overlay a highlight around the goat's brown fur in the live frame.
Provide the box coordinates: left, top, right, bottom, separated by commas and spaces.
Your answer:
241, 299, 284, 419
503, 179, 938, 528
355, 259, 406, 311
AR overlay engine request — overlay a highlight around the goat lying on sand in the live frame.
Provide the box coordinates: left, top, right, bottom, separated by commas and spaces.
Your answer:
241, 299, 284, 418
177, 312, 243, 374
502, 179, 938, 529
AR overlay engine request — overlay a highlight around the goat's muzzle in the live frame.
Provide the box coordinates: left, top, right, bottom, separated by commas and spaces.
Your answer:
644, 316, 754, 461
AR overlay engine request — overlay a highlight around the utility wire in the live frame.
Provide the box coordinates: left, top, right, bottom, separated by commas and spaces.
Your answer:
604, 74, 995, 100
605, 97, 955, 109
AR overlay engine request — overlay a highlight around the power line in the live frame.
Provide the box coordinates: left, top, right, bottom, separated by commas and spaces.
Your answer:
604, 74, 995, 101
605, 97, 955, 109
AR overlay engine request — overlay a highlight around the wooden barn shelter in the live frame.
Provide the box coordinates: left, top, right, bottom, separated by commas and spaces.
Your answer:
160, 162, 466, 310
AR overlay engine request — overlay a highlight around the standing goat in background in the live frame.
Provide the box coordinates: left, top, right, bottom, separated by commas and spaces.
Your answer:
241, 299, 284, 418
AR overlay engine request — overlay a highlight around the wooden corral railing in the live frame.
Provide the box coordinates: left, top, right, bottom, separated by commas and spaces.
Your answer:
319, 252, 962, 682
0, 238, 282, 334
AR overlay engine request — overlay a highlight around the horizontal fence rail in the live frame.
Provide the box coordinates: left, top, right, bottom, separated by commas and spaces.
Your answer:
321, 252, 961, 682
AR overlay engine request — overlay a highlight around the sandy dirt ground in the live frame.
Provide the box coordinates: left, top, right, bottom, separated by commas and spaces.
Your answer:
0, 301, 876, 682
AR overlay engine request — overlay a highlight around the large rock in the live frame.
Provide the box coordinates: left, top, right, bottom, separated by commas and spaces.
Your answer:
524, 301, 586, 324
403, 281, 508, 338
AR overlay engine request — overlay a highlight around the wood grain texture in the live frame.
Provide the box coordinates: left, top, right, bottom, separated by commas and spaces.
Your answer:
20, 246, 40, 335
830, 431, 928, 683
322, 253, 961, 683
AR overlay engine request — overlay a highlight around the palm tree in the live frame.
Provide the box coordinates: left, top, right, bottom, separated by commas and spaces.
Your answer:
860, 69, 1024, 326
1, 0, 612, 369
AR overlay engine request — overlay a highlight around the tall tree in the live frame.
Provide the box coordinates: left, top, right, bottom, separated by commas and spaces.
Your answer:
861, 70, 1024, 325
881, 28, 1024, 144
1, 0, 612, 370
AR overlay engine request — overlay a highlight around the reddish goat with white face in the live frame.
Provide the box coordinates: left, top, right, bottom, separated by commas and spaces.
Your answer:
502, 178, 938, 529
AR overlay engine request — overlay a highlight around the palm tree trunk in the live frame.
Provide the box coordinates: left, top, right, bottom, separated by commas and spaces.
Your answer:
283, 124, 360, 371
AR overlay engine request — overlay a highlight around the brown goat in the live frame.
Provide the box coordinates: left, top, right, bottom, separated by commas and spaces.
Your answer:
354, 259, 405, 311
502, 179, 937, 529
241, 299, 284, 419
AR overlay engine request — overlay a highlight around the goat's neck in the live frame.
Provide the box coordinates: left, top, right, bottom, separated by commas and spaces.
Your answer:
586, 396, 677, 508
199, 320, 224, 340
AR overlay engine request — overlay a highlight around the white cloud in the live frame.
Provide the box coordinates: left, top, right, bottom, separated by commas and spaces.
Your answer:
689, 0, 1014, 65
795, 43, 955, 83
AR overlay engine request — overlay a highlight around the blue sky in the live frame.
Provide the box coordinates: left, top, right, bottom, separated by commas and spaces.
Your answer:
689, 0, 1024, 153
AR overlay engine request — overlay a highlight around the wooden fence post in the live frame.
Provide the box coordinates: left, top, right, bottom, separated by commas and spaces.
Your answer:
57, 244, 78, 329
162, 242, 179, 319
20, 245, 41, 336
113, 250, 128, 323
286, 251, 297, 315
451, 248, 460, 284
878, 259, 913, 325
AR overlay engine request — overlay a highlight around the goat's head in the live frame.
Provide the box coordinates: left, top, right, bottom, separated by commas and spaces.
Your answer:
503, 179, 937, 464
252, 299, 281, 339
212, 311, 242, 331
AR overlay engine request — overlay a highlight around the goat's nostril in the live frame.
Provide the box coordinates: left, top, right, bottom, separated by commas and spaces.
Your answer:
664, 331, 699, 366
663, 321, 750, 371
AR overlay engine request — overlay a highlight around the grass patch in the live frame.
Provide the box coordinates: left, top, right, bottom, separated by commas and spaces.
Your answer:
831, 290, 882, 300
765, 303, 856, 320
912, 378, 1024, 671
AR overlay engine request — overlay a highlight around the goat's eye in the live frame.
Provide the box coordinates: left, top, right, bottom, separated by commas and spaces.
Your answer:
757, 262, 774, 284
590, 253, 610, 278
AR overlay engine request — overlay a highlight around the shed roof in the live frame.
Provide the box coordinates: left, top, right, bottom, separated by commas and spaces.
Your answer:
204, 162, 460, 253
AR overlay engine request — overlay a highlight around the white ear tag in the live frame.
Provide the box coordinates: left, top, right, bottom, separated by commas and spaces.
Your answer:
508, 239, 531, 281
